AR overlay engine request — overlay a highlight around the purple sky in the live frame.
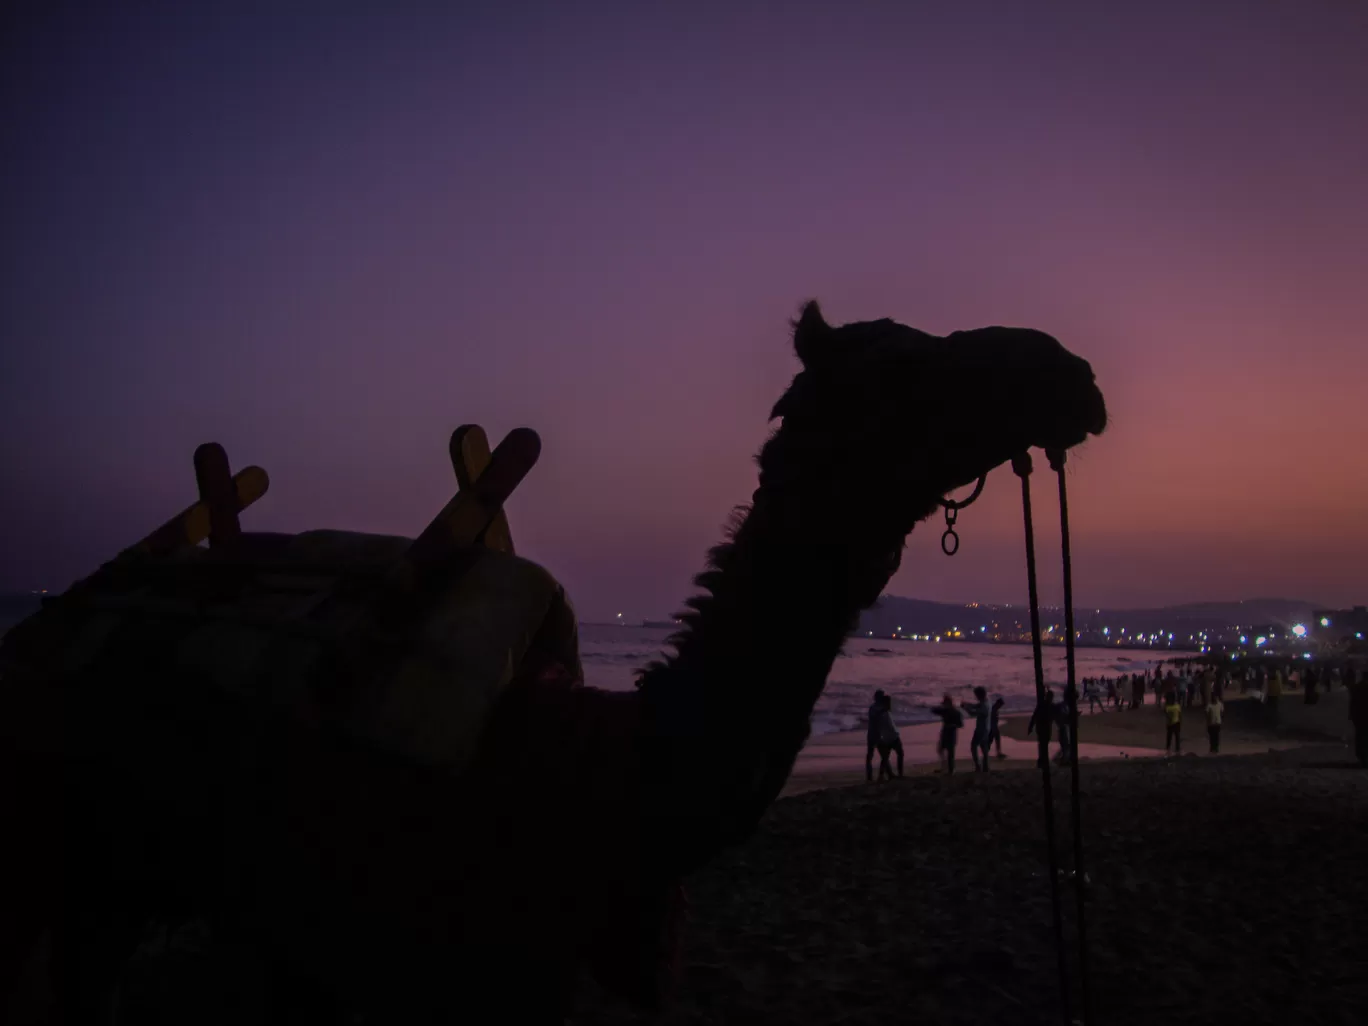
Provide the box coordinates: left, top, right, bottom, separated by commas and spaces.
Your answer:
3, 2, 1367, 618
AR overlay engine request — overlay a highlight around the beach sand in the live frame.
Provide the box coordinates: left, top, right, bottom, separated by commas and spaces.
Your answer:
578, 742, 1368, 1025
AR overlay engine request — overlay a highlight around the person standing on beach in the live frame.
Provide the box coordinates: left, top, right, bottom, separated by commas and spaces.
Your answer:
927, 694, 964, 775
989, 695, 1006, 758
1303, 666, 1319, 705
1266, 667, 1283, 726
866, 689, 887, 782
877, 694, 904, 780
1056, 688, 1077, 764
963, 686, 993, 772
1164, 691, 1183, 754
1206, 694, 1224, 753
1027, 688, 1056, 768
1084, 678, 1102, 714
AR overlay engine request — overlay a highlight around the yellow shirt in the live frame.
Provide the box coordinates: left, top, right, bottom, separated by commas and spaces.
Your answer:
1206, 701, 1223, 725
1165, 702, 1182, 725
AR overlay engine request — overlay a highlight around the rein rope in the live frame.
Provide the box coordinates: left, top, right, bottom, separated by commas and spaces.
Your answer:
940, 453, 1093, 1026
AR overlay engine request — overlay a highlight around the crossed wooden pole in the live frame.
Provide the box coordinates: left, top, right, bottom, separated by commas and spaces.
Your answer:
121, 426, 538, 564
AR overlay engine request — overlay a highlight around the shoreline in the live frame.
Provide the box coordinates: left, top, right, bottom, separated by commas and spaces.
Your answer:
785, 697, 1318, 797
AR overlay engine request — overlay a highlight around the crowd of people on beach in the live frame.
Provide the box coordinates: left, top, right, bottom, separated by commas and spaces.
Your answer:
866, 686, 1008, 779
865, 659, 1368, 780
1082, 662, 1360, 718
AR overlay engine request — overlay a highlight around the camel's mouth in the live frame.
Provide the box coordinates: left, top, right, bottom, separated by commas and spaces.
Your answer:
1036, 373, 1108, 454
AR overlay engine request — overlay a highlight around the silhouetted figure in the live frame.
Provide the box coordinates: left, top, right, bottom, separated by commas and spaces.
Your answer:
1266, 668, 1283, 726
1164, 692, 1183, 754
1303, 667, 1319, 705
876, 694, 904, 780
989, 695, 1006, 758
1206, 695, 1224, 753
1085, 678, 1102, 714
1055, 691, 1075, 765
927, 693, 964, 775
963, 686, 992, 771
1027, 688, 1056, 768
1131, 673, 1144, 710
866, 689, 887, 782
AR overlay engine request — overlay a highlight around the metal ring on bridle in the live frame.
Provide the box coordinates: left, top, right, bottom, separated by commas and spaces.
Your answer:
937, 473, 987, 556
937, 473, 989, 511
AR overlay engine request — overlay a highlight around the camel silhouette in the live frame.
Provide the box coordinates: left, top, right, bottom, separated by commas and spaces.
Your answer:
0, 301, 1107, 1024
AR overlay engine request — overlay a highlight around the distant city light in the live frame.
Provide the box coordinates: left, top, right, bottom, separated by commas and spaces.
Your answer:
1321, 617, 1331, 627
1303, 653, 1313, 660
1255, 636, 1267, 647
1239, 636, 1247, 644
1103, 627, 1110, 636
1292, 624, 1307, 637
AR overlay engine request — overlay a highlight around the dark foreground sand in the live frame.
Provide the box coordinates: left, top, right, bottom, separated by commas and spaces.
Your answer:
577, 744, 1368, 1026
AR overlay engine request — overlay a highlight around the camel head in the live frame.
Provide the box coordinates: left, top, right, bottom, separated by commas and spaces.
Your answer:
762, 300, 1107, 553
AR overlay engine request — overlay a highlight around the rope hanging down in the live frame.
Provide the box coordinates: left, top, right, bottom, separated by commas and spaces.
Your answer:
938, 455, 1094, 1024
1012, 453, 1074, 1025
1049, 447, 1094, 1026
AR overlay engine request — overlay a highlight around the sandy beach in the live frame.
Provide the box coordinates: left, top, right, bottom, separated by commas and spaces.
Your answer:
578, 741, 1368, 1025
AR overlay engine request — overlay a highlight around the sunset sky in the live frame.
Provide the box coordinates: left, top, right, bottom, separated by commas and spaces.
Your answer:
3, 2, 1366, 618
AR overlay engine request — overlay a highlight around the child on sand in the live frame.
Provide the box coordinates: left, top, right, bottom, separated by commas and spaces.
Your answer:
1165, 691, 1183, 754
1206, 694, 1224, 753
927, 694, 964, 775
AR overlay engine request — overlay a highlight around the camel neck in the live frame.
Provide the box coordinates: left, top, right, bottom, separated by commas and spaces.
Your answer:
671, 488, 899, 686
636, 483, 907, 873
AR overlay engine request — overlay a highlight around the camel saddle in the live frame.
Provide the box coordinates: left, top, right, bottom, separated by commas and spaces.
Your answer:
0, 429, 579, 774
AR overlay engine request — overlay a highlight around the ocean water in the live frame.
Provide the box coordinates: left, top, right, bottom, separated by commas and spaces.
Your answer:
0, 608, 1161, 737
579, 624, 1164, 736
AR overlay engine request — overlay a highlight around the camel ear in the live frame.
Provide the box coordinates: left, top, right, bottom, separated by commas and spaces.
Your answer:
792, 300, 834, 369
